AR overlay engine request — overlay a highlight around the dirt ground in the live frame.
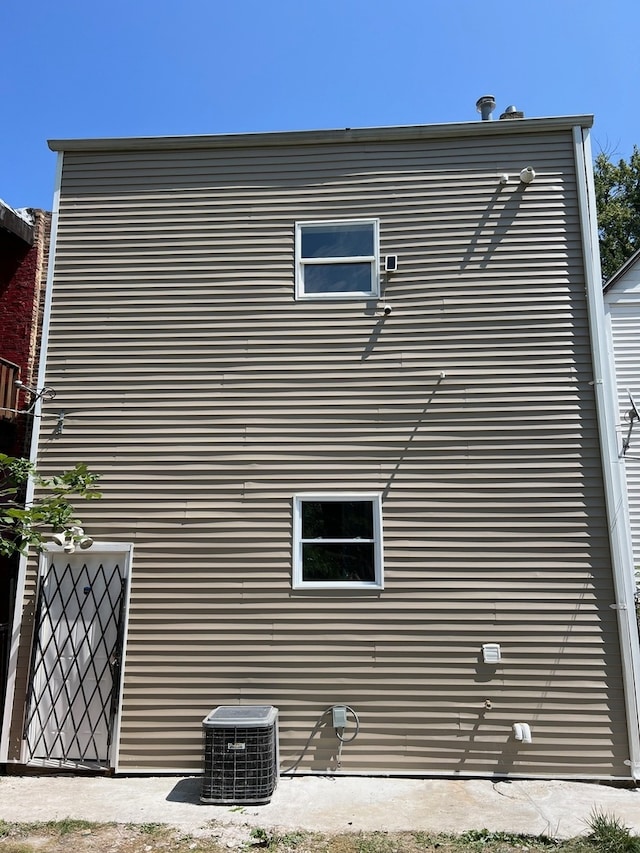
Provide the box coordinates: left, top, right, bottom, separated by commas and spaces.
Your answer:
0, 821, 594, 853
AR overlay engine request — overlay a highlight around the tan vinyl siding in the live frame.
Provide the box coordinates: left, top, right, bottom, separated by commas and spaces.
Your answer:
10, 124, 630, 776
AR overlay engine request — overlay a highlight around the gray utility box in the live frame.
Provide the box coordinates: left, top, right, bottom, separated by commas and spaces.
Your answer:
201, 705, 279, 804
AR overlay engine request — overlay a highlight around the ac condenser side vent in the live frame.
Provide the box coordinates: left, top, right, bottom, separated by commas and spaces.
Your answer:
201, 705, 279, 805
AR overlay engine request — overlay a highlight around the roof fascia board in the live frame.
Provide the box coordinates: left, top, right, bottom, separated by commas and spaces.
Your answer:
0, 201, 34, 245
48, 115, 594, 153
603, 246, 640, 292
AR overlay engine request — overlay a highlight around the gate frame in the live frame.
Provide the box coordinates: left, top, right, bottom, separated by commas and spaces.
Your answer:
24, 542, 134, 771
7, 542, 134, 771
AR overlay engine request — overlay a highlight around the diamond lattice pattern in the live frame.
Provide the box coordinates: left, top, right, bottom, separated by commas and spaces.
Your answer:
26, 557, 124, 766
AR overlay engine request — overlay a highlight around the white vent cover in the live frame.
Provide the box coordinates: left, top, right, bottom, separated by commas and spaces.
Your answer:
482, 643, 502, 664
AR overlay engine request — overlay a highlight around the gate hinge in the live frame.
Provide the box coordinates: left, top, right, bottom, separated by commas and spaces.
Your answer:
609, 603, 628, 610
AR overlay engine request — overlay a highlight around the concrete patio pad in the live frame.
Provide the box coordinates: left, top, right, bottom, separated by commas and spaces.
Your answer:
0, 775, 638, 842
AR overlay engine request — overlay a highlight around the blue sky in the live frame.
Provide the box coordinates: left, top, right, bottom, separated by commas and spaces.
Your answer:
2, 0, 638, 211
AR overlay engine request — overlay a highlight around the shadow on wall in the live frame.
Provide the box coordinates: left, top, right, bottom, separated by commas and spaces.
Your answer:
459, 183, 529, 271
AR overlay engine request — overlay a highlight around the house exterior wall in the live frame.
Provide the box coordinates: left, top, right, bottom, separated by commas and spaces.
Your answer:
605, 266, 640, 579
5, 119, 636, 777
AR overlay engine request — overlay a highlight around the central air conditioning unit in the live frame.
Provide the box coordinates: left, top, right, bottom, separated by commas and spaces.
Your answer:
201, 705, 279, 804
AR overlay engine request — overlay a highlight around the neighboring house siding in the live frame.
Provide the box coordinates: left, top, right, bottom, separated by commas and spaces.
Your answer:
8, 125, 631, 776
605, 271, 640, 577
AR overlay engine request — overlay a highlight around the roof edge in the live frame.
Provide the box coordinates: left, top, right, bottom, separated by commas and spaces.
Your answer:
603, 246, 640, 292
49, 115, 594, 153
0, 199, 35, 245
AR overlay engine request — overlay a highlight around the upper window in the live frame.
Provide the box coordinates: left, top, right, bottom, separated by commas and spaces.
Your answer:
292, 493, 384, 589
295, 220, 380, 300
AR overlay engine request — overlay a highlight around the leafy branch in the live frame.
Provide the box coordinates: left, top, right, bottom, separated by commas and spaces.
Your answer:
594, 145, 640, 281
0, 453, 101, 558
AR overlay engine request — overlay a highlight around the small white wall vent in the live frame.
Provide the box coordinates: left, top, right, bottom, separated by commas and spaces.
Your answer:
482, 643, 502, 664
384, 255, 398, 273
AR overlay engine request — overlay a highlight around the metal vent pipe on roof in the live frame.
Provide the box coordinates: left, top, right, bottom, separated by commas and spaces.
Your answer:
476, 95, 496, 121
500, 105, 525, 120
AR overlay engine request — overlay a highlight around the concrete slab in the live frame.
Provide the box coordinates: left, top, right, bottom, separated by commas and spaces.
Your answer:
0, 775, 638, 842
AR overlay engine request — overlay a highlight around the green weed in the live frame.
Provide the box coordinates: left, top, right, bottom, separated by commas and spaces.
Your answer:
38, 818, 101, 836
459, 829, 558, 847
277, 831, 308, 848
248, 828, 309, 850
250, 827, 271, 846
586, 811, 640, 853
137, 823, 167, 836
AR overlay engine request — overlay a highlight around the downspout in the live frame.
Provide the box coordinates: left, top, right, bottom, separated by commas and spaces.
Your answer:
573, 124, 640, 780
0, 152, 63, 763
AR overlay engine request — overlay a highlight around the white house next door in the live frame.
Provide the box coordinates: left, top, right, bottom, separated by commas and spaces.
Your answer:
25, 545, 131, 769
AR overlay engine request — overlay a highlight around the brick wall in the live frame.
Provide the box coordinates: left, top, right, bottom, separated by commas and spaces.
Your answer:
0, 208, 51, 456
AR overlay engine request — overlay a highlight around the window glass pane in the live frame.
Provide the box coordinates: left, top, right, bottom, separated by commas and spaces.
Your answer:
302, 542, 375, 582
301, 224, 374, 259
304, 262, 372, 294
302, 501, 373, 539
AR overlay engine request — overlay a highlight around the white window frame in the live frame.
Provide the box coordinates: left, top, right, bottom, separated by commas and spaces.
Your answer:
292, 492, 384, 590
295, 219, 380, 300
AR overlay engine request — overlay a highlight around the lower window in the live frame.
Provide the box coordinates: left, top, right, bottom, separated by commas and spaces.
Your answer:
292, 493, 383, 589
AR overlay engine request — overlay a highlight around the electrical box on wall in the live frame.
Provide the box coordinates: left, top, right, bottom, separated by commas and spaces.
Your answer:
331, 705, 347, 729
332, 706, 348, 728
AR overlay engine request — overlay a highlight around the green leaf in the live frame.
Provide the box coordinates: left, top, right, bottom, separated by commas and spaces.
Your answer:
0, 454, 102, 556
595, 145, 640, 280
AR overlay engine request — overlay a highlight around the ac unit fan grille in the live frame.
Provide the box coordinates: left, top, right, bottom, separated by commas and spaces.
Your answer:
202, 723, 278, 804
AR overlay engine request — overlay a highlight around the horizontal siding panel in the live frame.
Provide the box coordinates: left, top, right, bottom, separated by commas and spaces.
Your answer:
605, 285, 640, 572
